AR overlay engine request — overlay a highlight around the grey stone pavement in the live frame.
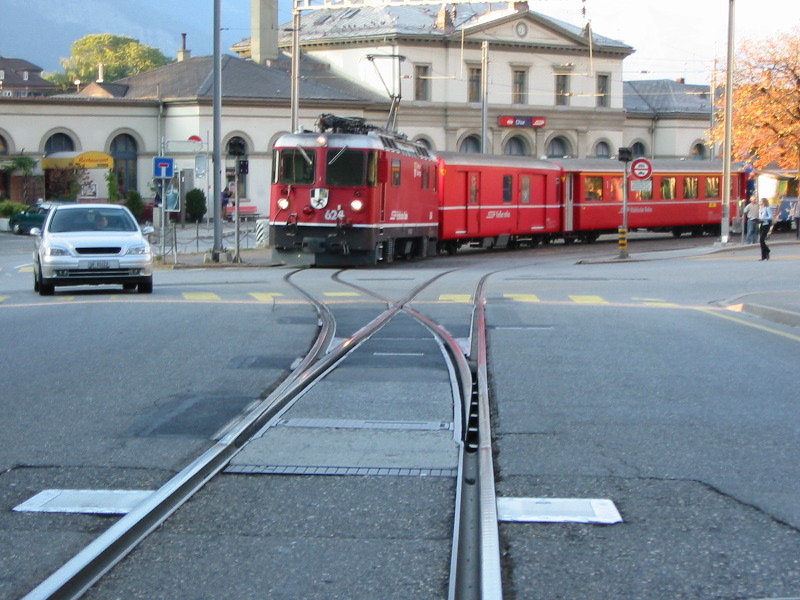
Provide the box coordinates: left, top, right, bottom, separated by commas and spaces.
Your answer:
161, 222, 800, 330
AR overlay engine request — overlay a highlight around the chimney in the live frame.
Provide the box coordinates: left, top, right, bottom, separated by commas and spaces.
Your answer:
436, 5, 454, 32
97, 63, 104, 83
251, 0, 279, 65
511, 1, 529, 11
177, 33, 191, 62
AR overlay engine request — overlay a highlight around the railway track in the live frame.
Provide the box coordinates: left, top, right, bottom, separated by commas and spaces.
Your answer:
22, 267, 503, 600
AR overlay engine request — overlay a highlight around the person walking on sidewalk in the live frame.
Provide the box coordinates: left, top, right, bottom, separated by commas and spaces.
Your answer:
758, 198, 772, 260
743, 198, 760, 244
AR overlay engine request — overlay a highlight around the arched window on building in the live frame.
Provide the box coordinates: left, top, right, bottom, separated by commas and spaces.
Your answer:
226, 136, 248, 201
632, 142, 647, 158
459, 135, 481, 153
546, 136, 570, 158
110, 134, 138, 195
594, 141, 611, 158
44, 132, 75, 155
504, 136, 528, 156
690, 143, 706, 160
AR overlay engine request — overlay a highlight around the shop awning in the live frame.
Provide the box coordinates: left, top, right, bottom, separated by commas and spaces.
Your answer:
41, 151, 114, 170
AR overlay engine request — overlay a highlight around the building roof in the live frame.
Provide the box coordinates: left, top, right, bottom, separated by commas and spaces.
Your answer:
0, 56, 54, 91
78, 53, 385, 105
233, 3, 632, 55
624, 80, 714, 117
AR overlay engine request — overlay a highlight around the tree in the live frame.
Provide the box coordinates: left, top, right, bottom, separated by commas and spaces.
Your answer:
710, 27, 800, 177
47, 34, 173, 90
2, 154, 38, 203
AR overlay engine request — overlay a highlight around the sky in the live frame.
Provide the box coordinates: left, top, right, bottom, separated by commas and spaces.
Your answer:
0, 0, 797, 85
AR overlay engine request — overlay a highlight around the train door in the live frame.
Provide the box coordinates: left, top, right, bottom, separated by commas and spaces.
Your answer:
518, 174, 546, 232
467, 171, 480, 234
563, 172, 575, 232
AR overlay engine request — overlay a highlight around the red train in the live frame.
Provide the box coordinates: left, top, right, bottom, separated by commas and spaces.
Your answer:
269, 115, 747, 266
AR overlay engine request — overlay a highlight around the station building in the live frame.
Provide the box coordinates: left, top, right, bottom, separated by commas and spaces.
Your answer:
0, 0, 715, 220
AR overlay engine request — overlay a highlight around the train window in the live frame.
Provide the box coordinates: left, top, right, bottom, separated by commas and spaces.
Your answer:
470, 173, 479, 204
585, 176, 603, 201
520, 176, 531, 204
684, 177, 699, 199
608, 177, 623, 202
421, 165, 430, 190
366, 151, 379, 187
392, 158, 401, 186
276, 148, 315, 185
661, 177, 677, 200
503, 175, 513, 203
705, 177, 720, 198
326, 149, 366, 186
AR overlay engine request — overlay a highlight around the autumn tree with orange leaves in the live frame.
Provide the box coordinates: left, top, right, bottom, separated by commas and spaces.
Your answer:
709, 27, 800, 178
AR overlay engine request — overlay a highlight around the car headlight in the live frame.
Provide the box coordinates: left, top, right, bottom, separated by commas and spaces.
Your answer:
43, 246, 70, 256
127, 245, 151, 256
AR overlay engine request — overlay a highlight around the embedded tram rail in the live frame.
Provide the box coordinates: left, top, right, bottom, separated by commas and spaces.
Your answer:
21, 267, 502, 600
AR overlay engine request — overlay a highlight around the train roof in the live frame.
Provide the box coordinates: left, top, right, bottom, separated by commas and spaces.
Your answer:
555, 158, 736, 174
435, 151, 560, 172
274, 131, 435, 160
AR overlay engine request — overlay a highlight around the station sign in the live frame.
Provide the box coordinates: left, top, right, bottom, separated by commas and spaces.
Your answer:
498, 115, 547, 128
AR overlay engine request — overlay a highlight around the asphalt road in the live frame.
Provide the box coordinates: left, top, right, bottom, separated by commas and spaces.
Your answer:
2, 230, 800, 599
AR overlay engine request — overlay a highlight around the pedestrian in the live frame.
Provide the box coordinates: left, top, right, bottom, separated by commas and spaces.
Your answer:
792, 200, 800, 240
221, 187, 231, 221
758, 198, 772, 260
743, 198, 760, 244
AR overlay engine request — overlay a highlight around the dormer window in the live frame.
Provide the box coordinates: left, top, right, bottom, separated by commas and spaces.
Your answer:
0, 70, 4, 80
23, 71, 29, 81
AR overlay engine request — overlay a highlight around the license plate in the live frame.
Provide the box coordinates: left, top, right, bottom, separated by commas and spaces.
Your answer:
88, 260, 110, 269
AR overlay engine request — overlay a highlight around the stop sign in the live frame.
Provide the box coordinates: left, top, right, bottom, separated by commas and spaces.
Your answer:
631, 158, 653, 180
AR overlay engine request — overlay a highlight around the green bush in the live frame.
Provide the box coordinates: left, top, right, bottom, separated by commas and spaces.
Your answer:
124, 190, 145, 219
0, 200, 28, 218
185, 188, 207, 222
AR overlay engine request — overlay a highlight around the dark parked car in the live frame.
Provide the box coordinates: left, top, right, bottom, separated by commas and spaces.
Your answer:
8, 202, 64, 234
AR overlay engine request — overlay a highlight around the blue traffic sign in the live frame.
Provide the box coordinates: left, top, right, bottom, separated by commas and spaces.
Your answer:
153, 156, 175, 179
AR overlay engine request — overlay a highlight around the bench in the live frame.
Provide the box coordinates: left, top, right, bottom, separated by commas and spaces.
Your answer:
226, 205, 261, 221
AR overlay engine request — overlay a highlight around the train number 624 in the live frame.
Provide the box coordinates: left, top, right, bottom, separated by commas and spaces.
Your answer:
324, 209, 345, 220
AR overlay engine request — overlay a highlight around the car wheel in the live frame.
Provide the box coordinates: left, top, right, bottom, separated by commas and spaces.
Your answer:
138, 278, 153, 294
39, 280, 55, 296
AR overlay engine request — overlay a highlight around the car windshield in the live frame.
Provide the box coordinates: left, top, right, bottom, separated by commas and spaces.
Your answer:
48, 208, 138, 233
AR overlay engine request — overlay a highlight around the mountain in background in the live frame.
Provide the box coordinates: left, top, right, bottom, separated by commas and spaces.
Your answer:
0, 0, 268, 75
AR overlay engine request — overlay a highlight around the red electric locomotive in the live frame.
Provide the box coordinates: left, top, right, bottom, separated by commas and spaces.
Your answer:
269, 114, 439, 266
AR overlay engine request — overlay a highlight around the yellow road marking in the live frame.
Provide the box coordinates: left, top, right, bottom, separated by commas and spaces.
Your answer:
19, 266, 33, 273
439, 294, 472, 303
504, 293, 541, 303
0, 296, 8, 303
698, 307, 800, 342
182, 292, 221, 301
250, 293, 284, 301
569, 295, 608, 304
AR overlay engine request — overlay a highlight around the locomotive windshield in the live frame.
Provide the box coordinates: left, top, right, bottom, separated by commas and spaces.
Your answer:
275, 148, 316, 185
326, 149, 380, 187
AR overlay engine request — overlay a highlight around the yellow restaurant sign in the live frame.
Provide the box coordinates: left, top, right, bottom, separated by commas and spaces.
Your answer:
41, 151, 114, 170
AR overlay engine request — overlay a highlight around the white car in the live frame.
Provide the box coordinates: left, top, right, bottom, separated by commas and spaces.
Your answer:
33, 204, 154, 295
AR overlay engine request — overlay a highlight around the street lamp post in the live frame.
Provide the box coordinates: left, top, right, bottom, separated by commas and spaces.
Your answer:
721, 0, 735, 244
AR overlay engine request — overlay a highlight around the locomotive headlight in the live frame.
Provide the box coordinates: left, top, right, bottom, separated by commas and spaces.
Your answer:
316, 135, 328, 147
350, 199, 364, 212
277, 197, 290, 210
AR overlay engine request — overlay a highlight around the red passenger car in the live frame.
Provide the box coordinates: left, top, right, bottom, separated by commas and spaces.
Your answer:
435, 152, 564, 253
269, 115, 439, 266
560, 159, 746, 240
